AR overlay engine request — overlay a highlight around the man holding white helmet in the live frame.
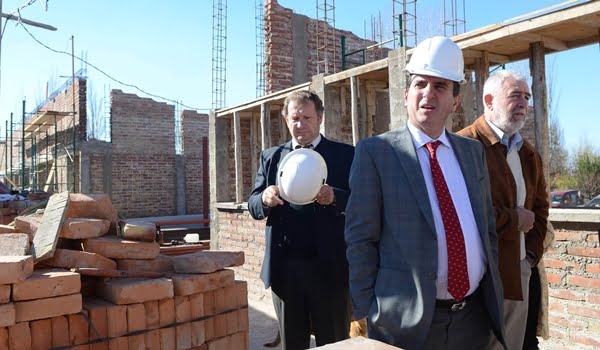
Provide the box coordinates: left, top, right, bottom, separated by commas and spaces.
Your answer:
248, 90, 355, 349
345, 36, 506, 349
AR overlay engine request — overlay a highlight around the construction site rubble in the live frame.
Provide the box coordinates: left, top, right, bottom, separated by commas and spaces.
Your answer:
0, 192, 248, 350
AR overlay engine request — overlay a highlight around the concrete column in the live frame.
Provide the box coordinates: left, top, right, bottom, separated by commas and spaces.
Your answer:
529, 41, 549, 181
79, 151, 90, 193
388, 47, 408, 130
175, 154, 186, 215
233, 112, 243, 203
313, 74, 342, 141
462, 72, 477, 126
350, 76, 359, 145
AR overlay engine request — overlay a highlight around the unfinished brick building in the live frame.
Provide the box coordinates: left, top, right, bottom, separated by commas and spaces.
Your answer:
1, 80, 209, 219
210, 1, 600, 348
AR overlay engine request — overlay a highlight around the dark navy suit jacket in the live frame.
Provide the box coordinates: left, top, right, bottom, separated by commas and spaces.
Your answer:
248, 136, 355, 298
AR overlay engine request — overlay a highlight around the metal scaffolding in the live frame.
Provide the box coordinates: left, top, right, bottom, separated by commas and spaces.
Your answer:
2, 101, 77, 193
444, 0, 467, 37
392, 0, 417, 49
212, 0, 228, 109
255, 0, 266, 97
315, 0, 336, 74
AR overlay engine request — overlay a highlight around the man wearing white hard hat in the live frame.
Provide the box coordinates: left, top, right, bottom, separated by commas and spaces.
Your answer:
248, 90, 355, 350
458, 70, 549, 350
345, 36, 506, 349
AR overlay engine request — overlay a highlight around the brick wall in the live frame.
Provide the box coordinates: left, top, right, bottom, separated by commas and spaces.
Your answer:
110, 90, 177, 218
181, 110, 209, 214
265, 0, 387, 93
544, 211, 600, 349
215, 208, 269, 301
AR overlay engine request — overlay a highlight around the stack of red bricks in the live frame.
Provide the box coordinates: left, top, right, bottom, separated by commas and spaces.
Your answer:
0, 193, 249, 349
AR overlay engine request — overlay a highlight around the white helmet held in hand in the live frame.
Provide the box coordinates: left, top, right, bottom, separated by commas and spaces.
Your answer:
277, 148, 328, 205
404, 36, 466, 84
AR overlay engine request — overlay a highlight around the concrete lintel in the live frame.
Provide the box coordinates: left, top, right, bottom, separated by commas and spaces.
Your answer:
549, 209, 600, 224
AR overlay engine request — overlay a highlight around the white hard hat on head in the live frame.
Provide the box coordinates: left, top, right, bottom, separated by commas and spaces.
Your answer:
277, 148, 328, 205
404, 36, 466, 84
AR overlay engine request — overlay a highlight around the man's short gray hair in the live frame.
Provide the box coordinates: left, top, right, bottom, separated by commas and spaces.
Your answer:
483, 70, 529, 98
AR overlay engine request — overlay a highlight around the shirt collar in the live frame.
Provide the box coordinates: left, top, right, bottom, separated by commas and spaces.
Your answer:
407, 121, 451, 150
484, 118, 524, 152
292, 133, 322, 149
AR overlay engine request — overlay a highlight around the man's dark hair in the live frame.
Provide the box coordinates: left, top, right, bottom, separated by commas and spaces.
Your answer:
282, 90, 324, 116
407, 74, 461, 97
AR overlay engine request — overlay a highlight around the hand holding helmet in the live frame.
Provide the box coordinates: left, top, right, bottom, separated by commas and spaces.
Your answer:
261, 185, 284, 207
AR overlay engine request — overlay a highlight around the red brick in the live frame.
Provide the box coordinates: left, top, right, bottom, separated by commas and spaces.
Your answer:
170, 269, 235, 296
568, 304, 600, 319
60, 218, 110, 239
204, 317, 215, 342
158, 298, 175, 327
121, 222, 156, 242
0, 304, 15, 328
589, 293, 600, 304
144, 300, 160, 329
175, 296, 192, 323
0, 285, 9, 304
159, 327, 176, 350
29, 319, 51, 350
588, 234, 599, 243
568, 275, 600, 289
546, 272, 562, 285
15, 293, 82, 322
570, 333, 600, 348
214, 287, 230, 314
12, 269, 80, 301
0, 225, 17, 234
82, 299, 108, 350
567, 246, 600, 258
549, 288, 586, 301
116, 255, 173, 273
238, 308, 249, 332
213, 314, 228, 338
229, 331, 248, 350
100, 277, 173, 304
0, 256, 33, 284
106, 304, 127, 350
554, 230, 582, 241
234, 280, 248, 308
44, 249, 117, 270
68, 313, 89, 347
176, 322, 192, 350
65, 194, 118, 233
145, 329, 161, 350
586, 263, 600, 274
191, 320, 206, 347
203, 291, 215, 316
51, 316, 69, 347
0, 327, 7, 350
543, 258, 579, 270
8, 322, 30, 350
127, 303, 146, 350
189, 293, 204, 319
13, 215, 41, 241
548, 314, 588, 331
82, 236, 160, 260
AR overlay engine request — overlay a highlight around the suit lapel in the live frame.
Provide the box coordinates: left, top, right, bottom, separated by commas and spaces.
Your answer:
449, 134, 487, 238
391, 128, 436, 235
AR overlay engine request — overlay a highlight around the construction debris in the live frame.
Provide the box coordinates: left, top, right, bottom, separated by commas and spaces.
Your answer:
0, 192, 248, 349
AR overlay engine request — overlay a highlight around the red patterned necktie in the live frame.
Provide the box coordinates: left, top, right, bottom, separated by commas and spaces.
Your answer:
426, 141, 470, 301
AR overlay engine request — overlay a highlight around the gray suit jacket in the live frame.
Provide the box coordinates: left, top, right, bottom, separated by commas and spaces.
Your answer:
344, 126, 505, 349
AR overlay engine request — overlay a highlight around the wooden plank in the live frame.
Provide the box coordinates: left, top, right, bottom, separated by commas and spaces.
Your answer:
31, 191, 70, 262
323, 58, 389, 84
350, 76, 359, 146
233, 112, 243, 204
529, 41, 550, 181
215, 82, 310, 118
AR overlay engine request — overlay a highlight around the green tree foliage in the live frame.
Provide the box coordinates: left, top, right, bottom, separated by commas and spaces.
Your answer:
573, 144, 600, 199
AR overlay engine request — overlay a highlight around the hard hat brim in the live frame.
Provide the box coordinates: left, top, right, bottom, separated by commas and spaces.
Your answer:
404, 68, 466, 85
276, 148, 328, 205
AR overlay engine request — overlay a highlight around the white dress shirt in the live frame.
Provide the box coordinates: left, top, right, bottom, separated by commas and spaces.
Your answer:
292, 134, 322, 149
407, 122, 487, 300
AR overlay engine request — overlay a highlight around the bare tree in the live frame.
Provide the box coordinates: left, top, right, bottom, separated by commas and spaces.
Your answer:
87, 82, 106, 140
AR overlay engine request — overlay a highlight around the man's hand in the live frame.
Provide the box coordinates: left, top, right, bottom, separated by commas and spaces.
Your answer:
517, 207, 535, 232
315, 184, 335, 206
261, 185, 284, 207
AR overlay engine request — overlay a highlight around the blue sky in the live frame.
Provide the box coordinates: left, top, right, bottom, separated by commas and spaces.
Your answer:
0, 0, 597, 152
